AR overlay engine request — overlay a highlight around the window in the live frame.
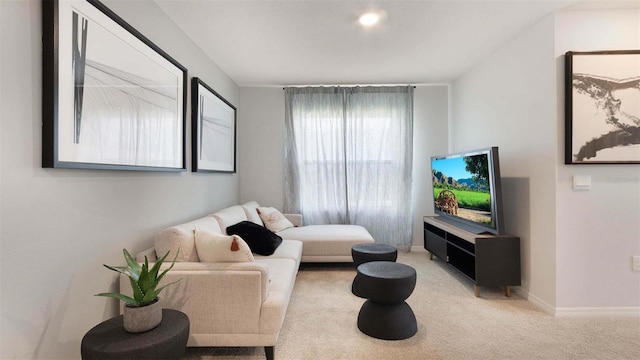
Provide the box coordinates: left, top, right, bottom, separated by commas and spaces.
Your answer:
284, 86, 414, 249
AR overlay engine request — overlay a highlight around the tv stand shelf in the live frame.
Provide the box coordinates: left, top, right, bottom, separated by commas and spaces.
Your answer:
423, 216, 521, 297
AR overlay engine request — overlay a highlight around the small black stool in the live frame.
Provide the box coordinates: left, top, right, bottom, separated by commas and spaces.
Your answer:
351, 243, 397, 266
81, 309, 190, 359
352, 261, 417, 340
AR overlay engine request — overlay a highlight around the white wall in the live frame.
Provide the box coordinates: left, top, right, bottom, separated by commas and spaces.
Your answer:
0, 1, 239, 358
238, 86, 450, 247
554, 9, 640, 312
452, 14, 558, 310
411, 86, 450, 247
237, 88, 287, 209
452, 8, 640, 313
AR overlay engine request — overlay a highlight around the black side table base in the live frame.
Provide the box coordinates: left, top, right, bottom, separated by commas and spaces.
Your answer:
357, 300, 417, 340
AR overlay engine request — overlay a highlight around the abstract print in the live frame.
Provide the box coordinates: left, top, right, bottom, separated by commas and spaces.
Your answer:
567, 51, 640, 164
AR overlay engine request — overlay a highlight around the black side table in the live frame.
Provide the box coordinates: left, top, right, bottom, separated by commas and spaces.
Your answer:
81, 309, 189, 360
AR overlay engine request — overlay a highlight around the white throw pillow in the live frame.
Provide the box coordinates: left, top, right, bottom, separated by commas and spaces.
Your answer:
257, 207, 294, 232
194, 229, 254, 263
241, 201, 263, 225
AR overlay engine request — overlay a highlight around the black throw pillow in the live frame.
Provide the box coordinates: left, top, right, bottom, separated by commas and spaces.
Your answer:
226, 221, 283, 256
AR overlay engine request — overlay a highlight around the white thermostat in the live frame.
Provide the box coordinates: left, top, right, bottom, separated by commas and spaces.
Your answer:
572, 175, 591, 190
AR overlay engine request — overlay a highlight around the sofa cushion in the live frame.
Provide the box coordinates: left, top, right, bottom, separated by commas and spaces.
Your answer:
278, 224, 374, 257
253, 239, 303, 269
155, 216, 221, 262
194, 230, 255, 263
226, 221, 283, 256
257, 207, 294, 232
241, 201, 263, 225
213, 205, 249, 233
251, 258, 299, 334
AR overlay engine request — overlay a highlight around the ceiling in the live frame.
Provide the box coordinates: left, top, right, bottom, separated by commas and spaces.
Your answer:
155, 0, 639, 87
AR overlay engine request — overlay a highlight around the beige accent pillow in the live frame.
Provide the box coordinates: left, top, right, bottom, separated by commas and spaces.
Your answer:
194, 230, 255, 263
241, 201, 263, 225
257, 207, 294, 232
154, 216, 221, 262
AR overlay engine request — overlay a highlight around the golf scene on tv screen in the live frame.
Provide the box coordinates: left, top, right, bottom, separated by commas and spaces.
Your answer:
431, 151, 495, 229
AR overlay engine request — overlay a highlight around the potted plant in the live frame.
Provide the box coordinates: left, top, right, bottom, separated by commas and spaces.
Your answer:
96, 248, 180, 333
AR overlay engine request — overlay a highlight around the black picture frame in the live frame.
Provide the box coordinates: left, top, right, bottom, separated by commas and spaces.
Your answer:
565, 50, 640, 164
42, 0, 187, 171
191, 78, 237, 173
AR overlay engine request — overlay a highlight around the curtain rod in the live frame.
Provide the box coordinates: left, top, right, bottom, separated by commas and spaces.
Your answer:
282, 85, 416, 89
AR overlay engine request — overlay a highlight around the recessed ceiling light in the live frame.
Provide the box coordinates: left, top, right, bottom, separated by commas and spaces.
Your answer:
358, 12, 380, 27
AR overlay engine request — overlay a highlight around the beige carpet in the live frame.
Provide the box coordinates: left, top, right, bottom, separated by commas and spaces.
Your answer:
183, 251, 640, 360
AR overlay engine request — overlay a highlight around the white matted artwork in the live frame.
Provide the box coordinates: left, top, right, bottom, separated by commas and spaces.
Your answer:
42, 0, 186, 171
191, 78, 236, 172
565, 50, 640, 164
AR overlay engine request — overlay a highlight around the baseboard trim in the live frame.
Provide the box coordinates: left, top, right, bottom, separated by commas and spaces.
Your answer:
409, 247, 639, 317
520, 287, 640, 316
516, 288, 556, 315
555, 307, 640, 317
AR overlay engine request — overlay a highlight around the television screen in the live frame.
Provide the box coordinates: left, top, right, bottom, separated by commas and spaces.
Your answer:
430, 147, 504, 235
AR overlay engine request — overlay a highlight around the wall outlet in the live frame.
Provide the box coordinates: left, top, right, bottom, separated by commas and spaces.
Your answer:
633, 256, 640, 271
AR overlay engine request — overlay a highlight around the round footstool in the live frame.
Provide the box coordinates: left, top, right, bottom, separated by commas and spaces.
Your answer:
351, 261, 417, 340
351, 243, 397, 266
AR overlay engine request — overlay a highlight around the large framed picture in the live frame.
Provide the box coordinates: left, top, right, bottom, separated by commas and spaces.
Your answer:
42, 0, 187, 171
565, 50, 640, 164
191, 78, 236, 173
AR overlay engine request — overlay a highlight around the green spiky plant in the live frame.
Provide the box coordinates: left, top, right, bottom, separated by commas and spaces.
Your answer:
96, 249, 181, 307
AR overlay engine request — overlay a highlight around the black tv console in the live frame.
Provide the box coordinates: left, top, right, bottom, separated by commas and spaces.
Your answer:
423, 216, 521, 297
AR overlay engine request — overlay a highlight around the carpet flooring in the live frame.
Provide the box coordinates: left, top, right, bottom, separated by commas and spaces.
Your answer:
182, 251, 640, 360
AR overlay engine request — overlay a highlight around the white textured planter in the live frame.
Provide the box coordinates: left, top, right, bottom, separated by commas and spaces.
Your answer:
123, 298, 162, 333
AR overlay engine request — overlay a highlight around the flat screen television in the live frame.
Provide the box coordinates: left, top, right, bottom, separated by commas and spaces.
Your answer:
430, 146, 504, 235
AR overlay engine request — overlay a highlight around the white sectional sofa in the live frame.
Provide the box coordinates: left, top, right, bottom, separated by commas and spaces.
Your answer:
122, 201, 374, 359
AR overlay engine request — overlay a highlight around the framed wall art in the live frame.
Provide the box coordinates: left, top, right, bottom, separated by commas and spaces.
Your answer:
42, 0, 187, 171
191, 78, 237, 173
565, 50, 640, 164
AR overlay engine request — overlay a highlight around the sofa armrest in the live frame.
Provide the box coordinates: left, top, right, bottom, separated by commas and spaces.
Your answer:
135, 247, 157, 262
119, 261, 271, 303
143, 261, 270, 302
119, 261, 271, 335
283, 213, 303, 227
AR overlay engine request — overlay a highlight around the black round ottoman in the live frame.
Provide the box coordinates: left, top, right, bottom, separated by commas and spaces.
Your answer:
351, 261, 417, 340
351, 243, 398, 266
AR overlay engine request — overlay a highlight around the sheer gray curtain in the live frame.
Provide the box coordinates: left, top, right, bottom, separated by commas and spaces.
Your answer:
284, 86, 413, 250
